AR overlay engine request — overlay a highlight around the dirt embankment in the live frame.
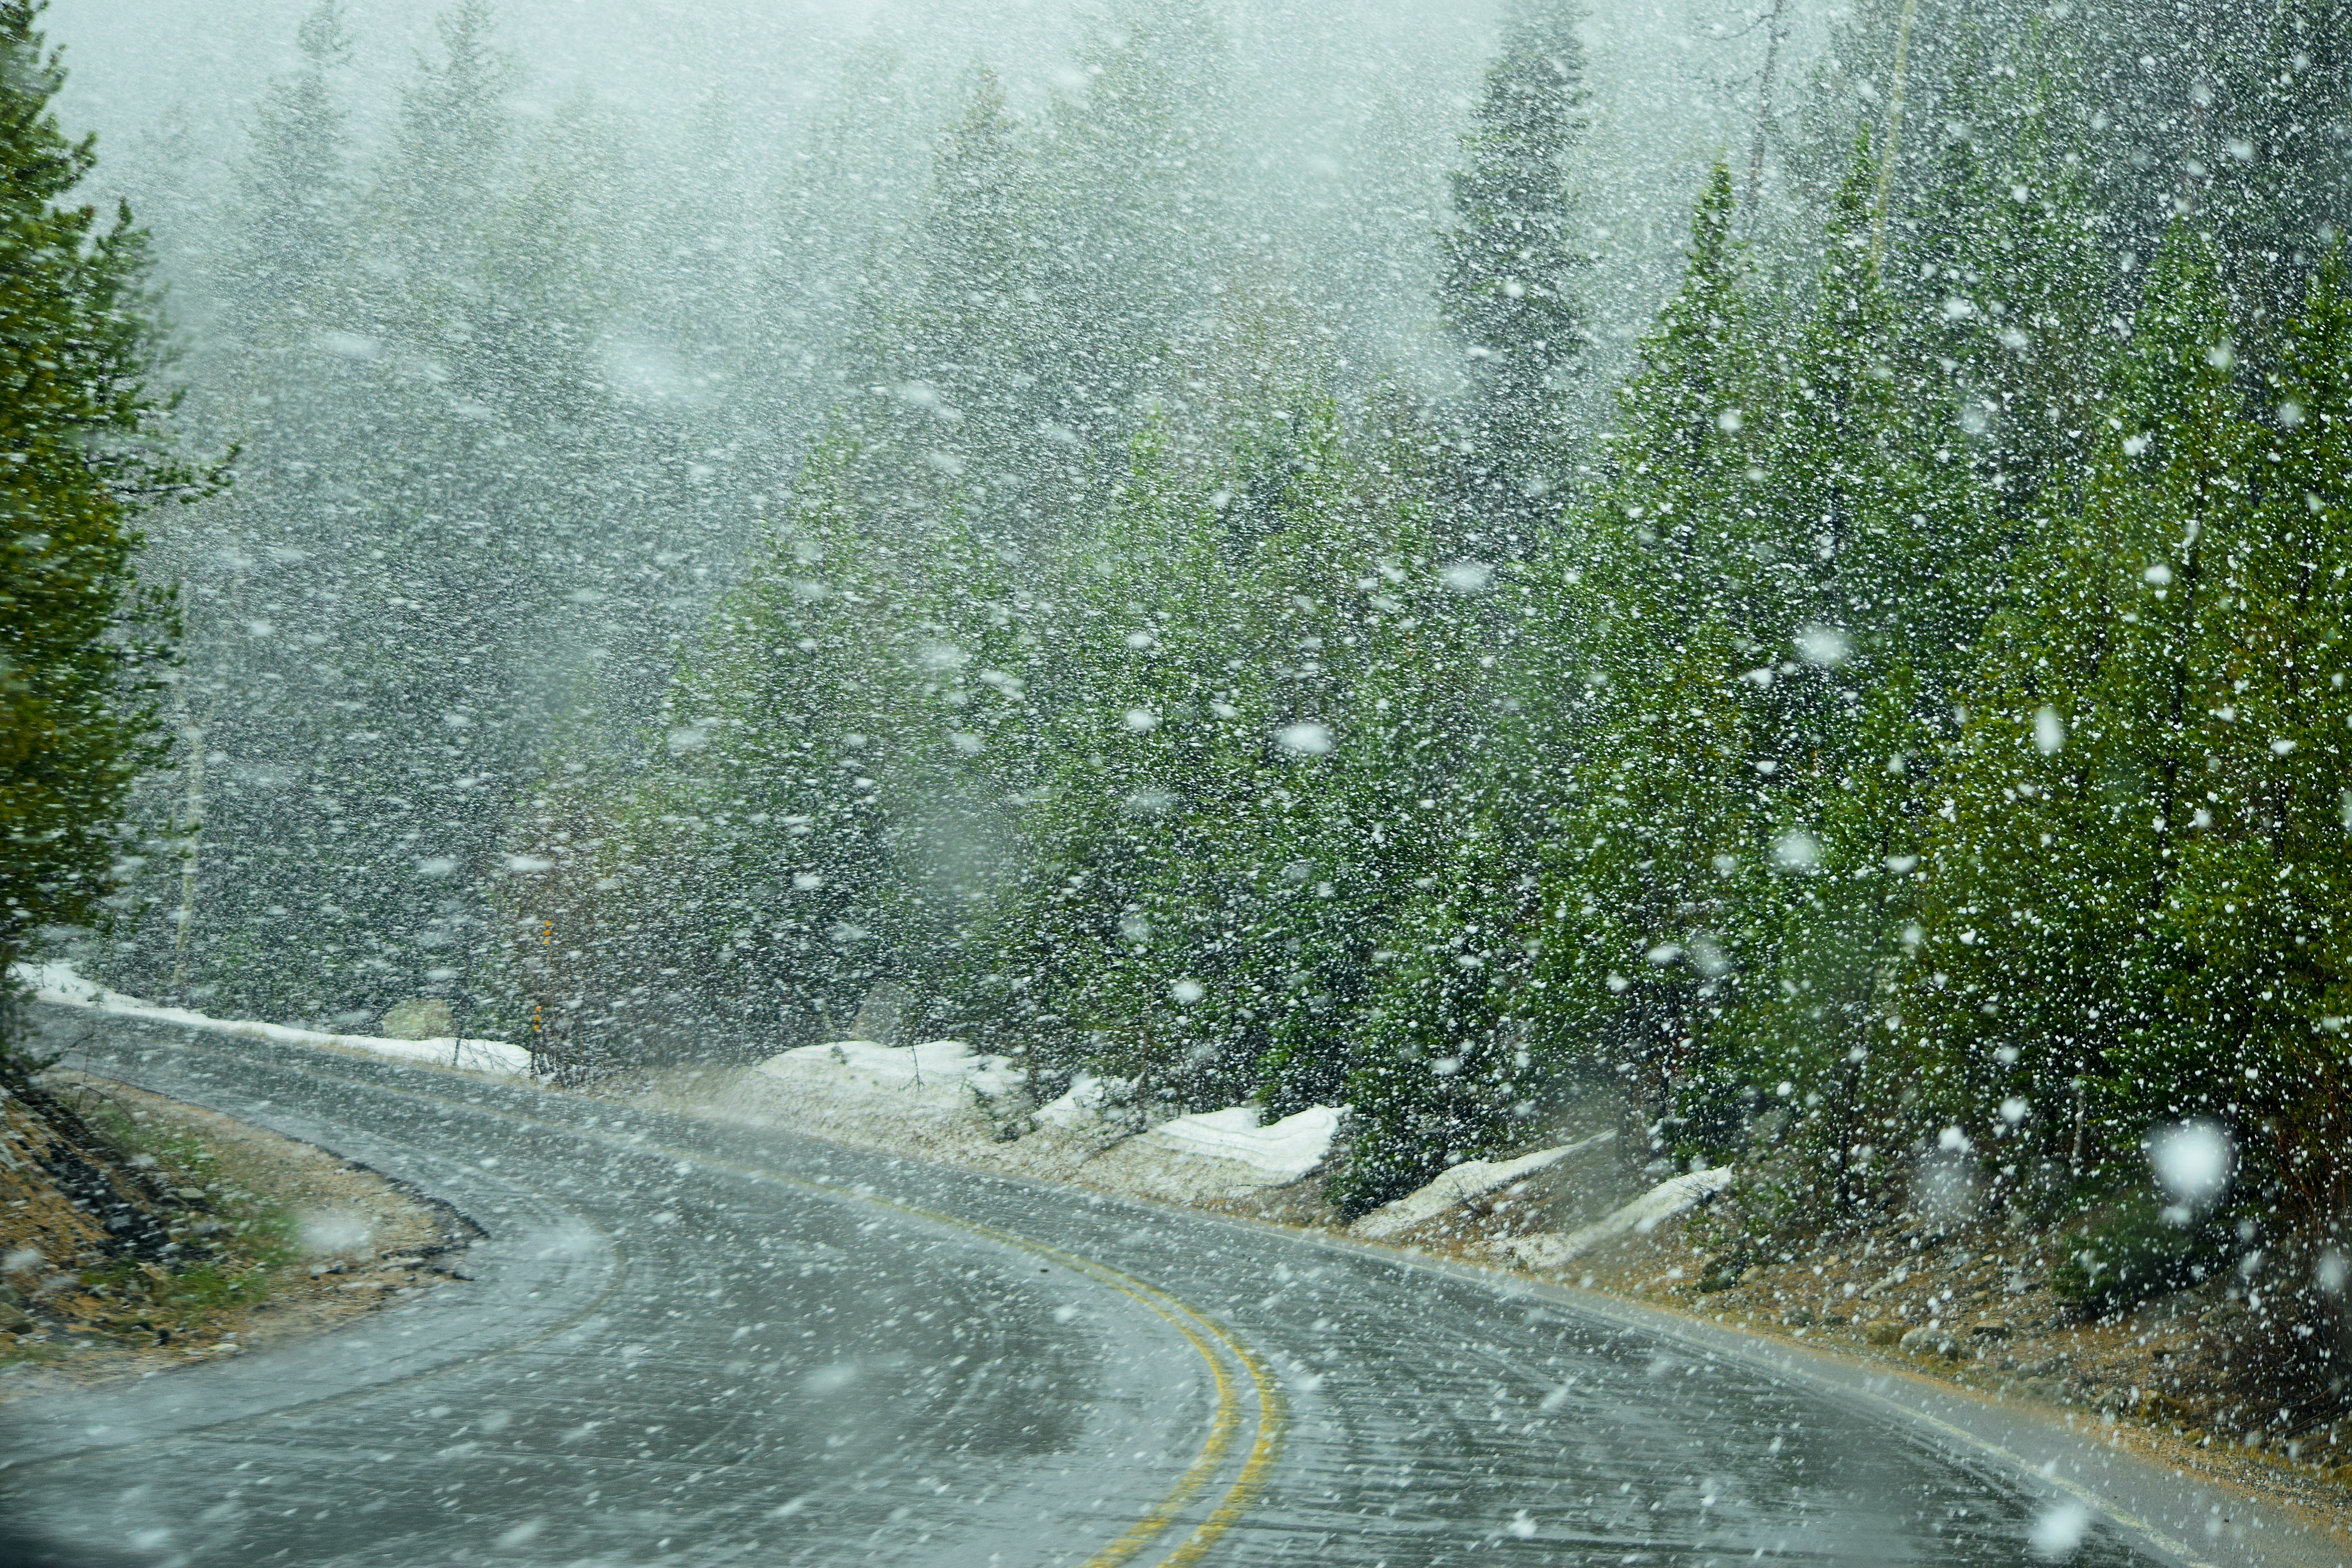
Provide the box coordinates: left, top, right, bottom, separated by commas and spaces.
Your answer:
1, 1071, 476, 1399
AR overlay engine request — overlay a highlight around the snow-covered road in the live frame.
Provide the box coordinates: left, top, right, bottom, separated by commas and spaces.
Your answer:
2, 1007, 2306, 1567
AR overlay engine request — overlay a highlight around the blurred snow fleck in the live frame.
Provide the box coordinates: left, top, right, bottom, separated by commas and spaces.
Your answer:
2034, 706, 2066, 755
313, 330, 379, 360
1916, 1138, 1979, 1228
1276, 722, 1334, 756
915, 641, 970, 673
2147, 1120, 2233, 1210
300, 1211, 372, 1256
2028, 1500, 2091, 1561
1794, 624, 1849, 667
1770, 830, 1820, 871
597, 338, 703, 406
493, 1519, 544, 1549
1440, 561, 1493, 593
803, 1362, 860, 1395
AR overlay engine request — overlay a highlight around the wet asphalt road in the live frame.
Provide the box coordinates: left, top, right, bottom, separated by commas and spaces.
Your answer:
0, 1010, 2244, 1567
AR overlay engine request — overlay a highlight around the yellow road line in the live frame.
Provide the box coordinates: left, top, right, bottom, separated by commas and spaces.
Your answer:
78, 1043, 1287, 1568
667, 1169, 1286, 1568
1160, 1331, 1286, 1567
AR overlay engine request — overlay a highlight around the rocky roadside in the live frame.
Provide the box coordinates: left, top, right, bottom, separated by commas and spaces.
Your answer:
0, 1071, 477, 1400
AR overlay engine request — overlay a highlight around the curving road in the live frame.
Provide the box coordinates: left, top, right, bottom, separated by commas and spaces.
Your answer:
0, 1008, 2315, 1567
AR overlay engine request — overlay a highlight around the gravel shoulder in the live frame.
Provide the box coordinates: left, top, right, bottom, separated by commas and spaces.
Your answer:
0, 1071, 477, 1402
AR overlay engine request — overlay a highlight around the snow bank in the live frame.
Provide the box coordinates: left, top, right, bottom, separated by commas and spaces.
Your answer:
11, 960, 535, 1078
754, 1038, 1022, 1102
1145, 1104, 1344, 1183
1350, 1131, 1615, 1241
1484, 1166, 1736, 1273
1032, 1073, 1127, 1129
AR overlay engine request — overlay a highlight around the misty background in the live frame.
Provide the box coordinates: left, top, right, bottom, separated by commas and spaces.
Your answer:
52, 0, 1788, 1033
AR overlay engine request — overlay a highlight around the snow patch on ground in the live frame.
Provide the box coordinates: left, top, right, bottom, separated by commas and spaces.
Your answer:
652, 1048, 1346, 1208
756, 1038, 1021, 1101
1147, 1104, 1344, 1183
1032, 1074, 1127, 1129
1350, 1131, 1616, 1241
11, 961, 534, 1078
1482, 1166, 1736, 1273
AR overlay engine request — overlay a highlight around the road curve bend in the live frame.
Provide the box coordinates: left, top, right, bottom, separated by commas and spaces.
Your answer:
2, 1009, 2324, 1568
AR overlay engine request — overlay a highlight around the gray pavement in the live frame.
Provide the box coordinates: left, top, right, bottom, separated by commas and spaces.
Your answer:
1, 1008, 2334, 1567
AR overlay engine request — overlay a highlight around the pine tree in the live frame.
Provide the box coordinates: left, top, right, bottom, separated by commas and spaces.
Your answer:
0, 0, 211, 1059
232, 0, 355, 331
1334, 862, 1529, 1216
2166, 0, 2352, 335
754, 41, 927, 442
1436, 0, 1593, 555
1901, 225, 2254, 1195
1526, 144, 1989, 1185
1025, 0, 1234, 479
827, 65, 1052, 552
1521, 165, 1764, 1167
2159, 248, 2352, 1322
1894, 39, 2120, 543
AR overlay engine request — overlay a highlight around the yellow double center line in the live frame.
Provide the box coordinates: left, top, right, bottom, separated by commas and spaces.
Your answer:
639, 1146, 1289, 1568
988, 1230, 1286, 1568
79, 1038, 1289, 1568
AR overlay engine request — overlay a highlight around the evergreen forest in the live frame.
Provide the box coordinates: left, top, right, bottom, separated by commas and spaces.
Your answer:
15, 0, 2352, 1442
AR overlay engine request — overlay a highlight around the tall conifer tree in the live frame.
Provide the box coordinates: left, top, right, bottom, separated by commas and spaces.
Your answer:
1436, 0, 1593, 554
1902, 226, 2253, 1189
0, 0, 208, 1057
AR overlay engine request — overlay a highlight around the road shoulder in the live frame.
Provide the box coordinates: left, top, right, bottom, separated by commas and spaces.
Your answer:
1, 1072, 475, 1402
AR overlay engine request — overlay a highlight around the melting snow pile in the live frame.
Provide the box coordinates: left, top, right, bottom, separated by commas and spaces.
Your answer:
1144, 1104, 1345, 1183
12, 961, 534, 1077
707, 1052, 1342, 1205
754, 1038, 1022, 1105
1350, 1131, 1616, 1241
1031, 1074, 1125, 1129
1485, 1166, 1736, 1273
